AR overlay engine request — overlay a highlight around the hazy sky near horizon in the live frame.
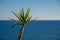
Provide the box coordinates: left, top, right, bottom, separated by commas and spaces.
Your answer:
0, 0, 60, 20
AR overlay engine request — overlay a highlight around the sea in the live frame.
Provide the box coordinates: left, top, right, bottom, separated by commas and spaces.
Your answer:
0, 20, 60, 40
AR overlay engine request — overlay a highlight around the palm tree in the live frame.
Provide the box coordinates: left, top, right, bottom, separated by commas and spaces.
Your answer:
9, 8, 33, 40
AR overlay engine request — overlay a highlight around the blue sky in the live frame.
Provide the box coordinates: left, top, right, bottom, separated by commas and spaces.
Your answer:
0, 0, 60, 20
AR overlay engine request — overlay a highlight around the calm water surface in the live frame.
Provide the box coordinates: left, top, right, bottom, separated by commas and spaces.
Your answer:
0, 20, 60, 40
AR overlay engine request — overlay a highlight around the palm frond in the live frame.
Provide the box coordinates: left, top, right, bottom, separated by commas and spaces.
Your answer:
22, 8, 24, 17
26, 16, 32, 24
9, 18, 18, 22
19, 8, 25, 23
24, 8, 30, 20
11, 23, 21, 28
29, 18, 37, 23
12, 11, 20, 20
19, 13, 24, 23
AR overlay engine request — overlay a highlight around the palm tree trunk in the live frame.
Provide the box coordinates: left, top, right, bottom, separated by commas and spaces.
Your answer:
19, 24, 24, 40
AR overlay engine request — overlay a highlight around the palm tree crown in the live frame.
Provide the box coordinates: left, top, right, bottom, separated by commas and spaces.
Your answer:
10, 8, 32, 28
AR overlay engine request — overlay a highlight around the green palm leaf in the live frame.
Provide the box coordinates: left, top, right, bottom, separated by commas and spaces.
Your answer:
12, 11, 20, 20
24, 8, 30, 20
9, 18, 18, 22
26, 16, 32, 24
11, 23, 20, 28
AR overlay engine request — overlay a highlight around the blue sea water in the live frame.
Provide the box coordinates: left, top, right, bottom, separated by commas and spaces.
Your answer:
0, 20, 60, 40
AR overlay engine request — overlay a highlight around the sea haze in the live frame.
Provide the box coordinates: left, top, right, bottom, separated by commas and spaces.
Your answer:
0, 20, 60, 40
